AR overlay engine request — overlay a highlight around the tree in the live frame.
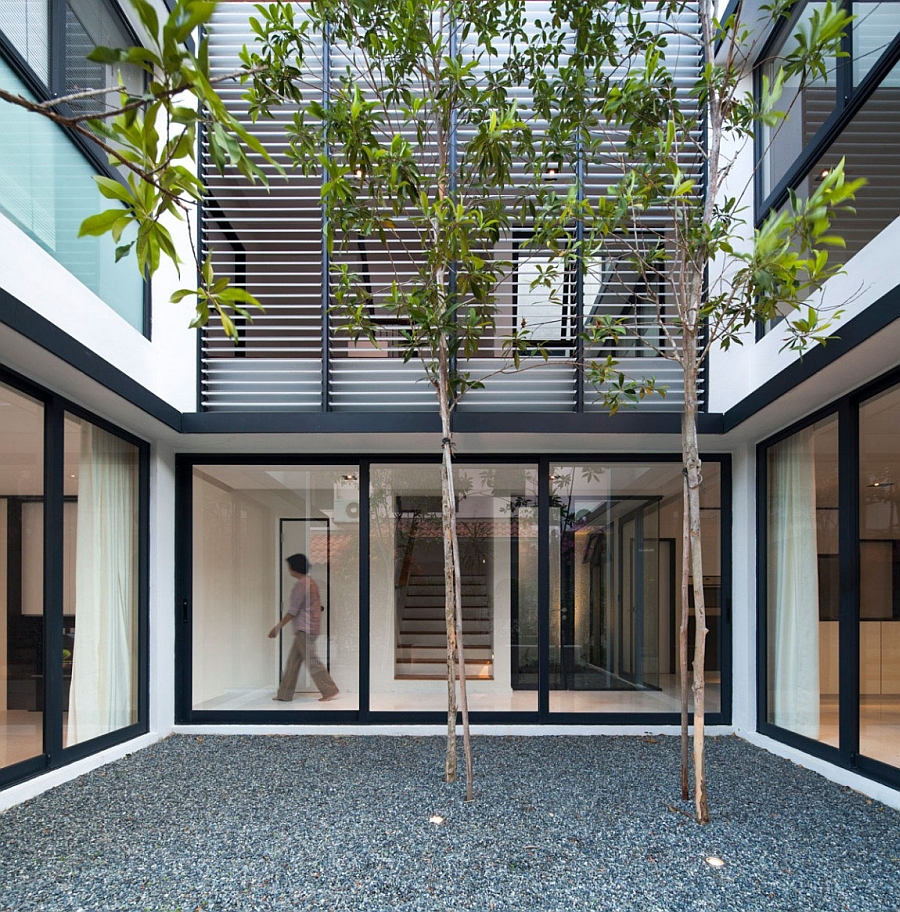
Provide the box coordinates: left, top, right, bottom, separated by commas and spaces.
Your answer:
237, 0, 591, 799
2, 0, 861, 819
510, 0, 861, 822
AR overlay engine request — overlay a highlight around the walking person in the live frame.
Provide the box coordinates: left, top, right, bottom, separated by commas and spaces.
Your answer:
269, 553, 339, 702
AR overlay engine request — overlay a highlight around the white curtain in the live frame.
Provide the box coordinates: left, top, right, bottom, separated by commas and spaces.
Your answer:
67, 423, 137, 745
770, 426, 820, 738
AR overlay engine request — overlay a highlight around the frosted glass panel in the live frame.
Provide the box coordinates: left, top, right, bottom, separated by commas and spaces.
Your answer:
0, 56, 144, 330
0, 0, 49, 83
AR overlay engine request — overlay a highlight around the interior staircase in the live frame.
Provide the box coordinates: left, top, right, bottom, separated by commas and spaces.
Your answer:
395, 573, 493, 680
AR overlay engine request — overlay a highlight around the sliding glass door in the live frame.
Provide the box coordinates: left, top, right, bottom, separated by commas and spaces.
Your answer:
549, 462, 722, 715
181, 455, 727, 723
762, 369, 900, 786
189, 464, 360, 712
0, 372, 147, 789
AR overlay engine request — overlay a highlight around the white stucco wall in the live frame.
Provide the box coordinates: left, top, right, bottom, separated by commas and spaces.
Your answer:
0, 208, 198, 412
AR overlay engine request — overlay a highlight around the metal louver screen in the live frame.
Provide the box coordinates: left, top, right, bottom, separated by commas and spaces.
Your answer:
200, 2, 702, 413
202, 4, 327, 412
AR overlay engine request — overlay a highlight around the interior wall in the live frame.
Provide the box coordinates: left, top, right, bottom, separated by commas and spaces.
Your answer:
191, 477, 276, 704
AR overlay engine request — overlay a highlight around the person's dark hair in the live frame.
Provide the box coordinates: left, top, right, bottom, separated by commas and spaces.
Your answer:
286, 553, 309, 575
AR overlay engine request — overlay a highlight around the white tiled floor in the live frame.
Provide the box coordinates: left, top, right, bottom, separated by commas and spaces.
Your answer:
192, 674, 722, 715
819, 696, 900, 768
0, 711, 43, 768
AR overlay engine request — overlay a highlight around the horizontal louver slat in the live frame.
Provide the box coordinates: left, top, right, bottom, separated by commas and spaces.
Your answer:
201, 2, 701, 413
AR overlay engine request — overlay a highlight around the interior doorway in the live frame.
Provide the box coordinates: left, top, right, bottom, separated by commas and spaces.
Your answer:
279, 518, 331, 695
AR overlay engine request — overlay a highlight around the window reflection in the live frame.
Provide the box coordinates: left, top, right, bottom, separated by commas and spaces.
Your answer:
550, 462, 722, 714
191, 465, 360, 711
859, 383, 900, 768
760, 1, 839, 199
369, 464, 539, 713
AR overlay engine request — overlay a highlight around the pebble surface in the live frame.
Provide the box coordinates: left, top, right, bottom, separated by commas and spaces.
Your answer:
1, 734, 898, 911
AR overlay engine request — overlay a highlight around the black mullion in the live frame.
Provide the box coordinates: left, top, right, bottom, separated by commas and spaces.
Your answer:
838, 0, 854, 105
42, 398, 65, 761
174, 456, 194, 723
136, 440, 150, 732
538, 456, 550, 717
358, 460, 371, 721
49, 0, 66, 98
574, 138, 585, 413
718, 454, 733, 724
838, 396, 860, 763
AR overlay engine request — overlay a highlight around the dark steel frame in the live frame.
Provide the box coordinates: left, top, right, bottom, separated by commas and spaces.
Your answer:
0, 0, 152, 339
175, 451, 732, 729
757, 363, 900, 791
0, 364, 151, 790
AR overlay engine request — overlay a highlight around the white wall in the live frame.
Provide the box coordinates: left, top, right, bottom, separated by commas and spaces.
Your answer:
707, 198, 900, 416
730, 443, 758, 733
191, 477, 278, 705
0, 207, 198, 413
149, 447, 177, 736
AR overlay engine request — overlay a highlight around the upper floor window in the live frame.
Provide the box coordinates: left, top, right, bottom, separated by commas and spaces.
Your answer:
0, 0, 147, 333
64, 0, 142, 113
756, 1, 900, 336
759, 1, 841, 201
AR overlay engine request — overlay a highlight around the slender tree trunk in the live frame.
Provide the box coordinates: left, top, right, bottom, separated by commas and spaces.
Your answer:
437, 344, 473, 797
680, 474, 691, 801
681, 334, 709, 825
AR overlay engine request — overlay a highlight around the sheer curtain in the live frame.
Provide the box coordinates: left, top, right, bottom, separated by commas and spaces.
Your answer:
67, 423, 137, 745
769, 426, 820, 738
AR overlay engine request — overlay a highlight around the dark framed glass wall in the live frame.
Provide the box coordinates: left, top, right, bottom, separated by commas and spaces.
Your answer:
0, 0, 148, 333
0, 367, 149, 789
755, 2, 900, 333
760, 366, 900, 788
177, 454, 731, 726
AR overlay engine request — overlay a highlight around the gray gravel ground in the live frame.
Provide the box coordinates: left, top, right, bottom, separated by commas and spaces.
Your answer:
0, 734, 898, 911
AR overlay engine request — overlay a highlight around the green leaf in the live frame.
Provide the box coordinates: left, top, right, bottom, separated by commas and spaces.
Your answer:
78, 209, 127, 237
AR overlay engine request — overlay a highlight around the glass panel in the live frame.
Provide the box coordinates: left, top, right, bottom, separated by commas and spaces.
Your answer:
64, 0, 143, 116
549, 462, 722, 714
63, 414, 139, 746
0, 56, 145, 330
803, 57, 900, 265
853, 3, 900, 87
0, 381, 44, 768
191, 465, 360, 711
859, 383, 900, 769
761, 56, 900, 338
760, 1, 839, 199
767, 414, 839, 745
369, 463, 538, 713
0, 0, 49, 83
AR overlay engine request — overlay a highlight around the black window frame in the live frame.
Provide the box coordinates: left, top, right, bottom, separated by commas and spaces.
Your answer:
175, 451, 732, 729
753, 2, 900, 340
0, 0, 151, 338
757, 363, 900, 792
0, 363, 151, 792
